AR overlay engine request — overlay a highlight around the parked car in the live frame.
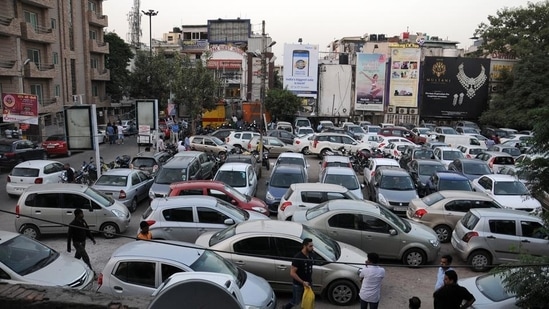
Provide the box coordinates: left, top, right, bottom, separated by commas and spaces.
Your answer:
214, 162, 258, 197
447, 158, 493, 181
376, 135, 415, 150
0, 230, 94, 290
141, 195, 269, 242
471, 174, 541, 212
433, 146, 465, 168
310, 133, 369, 158
267, 129, 297, 145
487, 145, 521, 158
475, 151, 515, 174
295, 127, 314, 136
407, 191, 502, 243
456, 144, 486, 159
424, 171, 474, 196
174, 150, 216, 180
97, 240, 276, 309
382, 142, 410, 160
363, 158, 400, 185
224, 153, 262, 179
292, 199, 440, 266
451, 208, 548, 271
320, 166, 363, 199
277, 183, 360, 221
196, 220, 368, 306
366, 167, 418, 213
148, 156, 211, 199
41, 134, 71, 157
265, 164, 307, 213
377, 126, 414, 142
459, 272, 519, 309
210, 128, 235, 141
225, 131, 260, 150
189, 135, 234, 159
318, 120, 335, 131
275, 121, 293, 133
6, 160, 65, 198
434, 126, 459, 135
247, 136, 294, 158
92, 168, 154, 212
168, 180, 269, 215
294, 117, 312, 130
15, 183, 131, 239
292, 133, 315, 154
0, 139, 47, 171
121, 119, 137, 135
407, 159, 447, 197
399, 146, 435, 169
274, 152, 309, 180
455, 126, 480, 135
130, 151, 173, 176
319, 155, 352, 180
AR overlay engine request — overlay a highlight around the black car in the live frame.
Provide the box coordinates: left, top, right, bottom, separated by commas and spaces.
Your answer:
130, 151, 173, 175
210, 128, 234, 141
266, 129, 296, 145
447, 158, 493, 181
399, 146, 435, 169
224, 153, 262, 179
407, 159, 447, 197
424, 171, 473, 196
0, 139, 47, 171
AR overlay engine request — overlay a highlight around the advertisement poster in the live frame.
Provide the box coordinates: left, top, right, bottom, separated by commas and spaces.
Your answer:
388, 47, 421, 108
355, 53, 387, 111
283, 44, 319, 98
1, 93, 39, 124
422, 57, 491, 119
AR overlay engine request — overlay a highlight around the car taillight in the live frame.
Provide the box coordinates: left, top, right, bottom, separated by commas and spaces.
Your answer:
119, 190, 127, 199
146, 220, 156, 226
4, 152, 15, 158
97, 273, 103, 286
413, 209, 427, 219
466, 154, 472, 159
394, 150, 398, 156
15, 205, 19, 218
378, 143, 385, 148
34, 178, 43, 184
347, 163, 352, 168
371, 171, 375, 178
295, 140, 301, 145
226, 137, 230, 143
488, 158, 494, 168
462, 231, 479, 242
313, 139, 318, 148
280, 201, 292, 211
247, 143, 252, 150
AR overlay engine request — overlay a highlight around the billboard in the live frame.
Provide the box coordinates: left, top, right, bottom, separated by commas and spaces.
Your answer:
422, 57, 491, 119
318, 64, 352, 117
355, 53, 387, 111
1, 93, 39, 124
283, 44, 319, 98
388, 47, 421, 108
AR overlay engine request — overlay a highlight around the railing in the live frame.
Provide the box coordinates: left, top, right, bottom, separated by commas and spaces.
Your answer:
0, 15, 13, 26
0, 60, 16, 69
37, 63, 55, 71
41, 97, 57, 106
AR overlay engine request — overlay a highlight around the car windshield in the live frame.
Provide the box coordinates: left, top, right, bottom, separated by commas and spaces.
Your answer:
442, 128, 458, 134
156, 167, 187, 184
277, 157, 305, 167
414, 150, 434, 160
298, 128, 314, 135
216, 200, 249, 220
0, 235, 59, 276
502, 148, 521, 157
270, 172, 304, 188
301, 225, 340, 261
442, 150, 464, 160
379, 205, 411, 232
494, 181, 530, 195
324, 174, 360, 190
463, 163, 492, 175
215, 171, 247, 188
439, 179, 473, 191
225, 156, 253, 165
475, 274, 515, 302
418, 164, 446, 176
11, 167, 40, 177
131, 158, 156, 168
224, 184, 247, 201
208, 225, 237, 246
417, 128, 431, 134
211, 137, 225, 146
421, 192, 445, 206
95, 175, 128, 187
189, 249, 244, 288
379, 175, 415, 190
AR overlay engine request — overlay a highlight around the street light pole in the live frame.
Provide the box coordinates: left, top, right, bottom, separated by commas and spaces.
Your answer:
142, 9, 158, 57
259, 21, 276, 165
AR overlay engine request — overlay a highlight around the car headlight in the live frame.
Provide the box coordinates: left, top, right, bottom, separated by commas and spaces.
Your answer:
111, 209, 126, 218
148, 191, 156, 200
245, 306, 261, 309
252, 206, 267, 214
429, 239, 440, 247
266, 191, 275, 202
378, 193, 389, 206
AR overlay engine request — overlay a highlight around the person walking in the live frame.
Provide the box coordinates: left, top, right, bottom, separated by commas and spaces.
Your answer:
171, 122, 180, 144
117, 122, 124, 144
63, 163, 74, 183
184, 133, 191, 151
157, 135, 166, 152
435, 255, 454, 290
67, 208, 96, 273
283, 238, 314, 309
358, 252, 385, 309
433, 270, 476, 309
137, 221, 152, 240
106, 122, 114, 144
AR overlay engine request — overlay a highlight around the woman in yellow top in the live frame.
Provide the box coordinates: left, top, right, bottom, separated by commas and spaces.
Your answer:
137, 221, 152, 240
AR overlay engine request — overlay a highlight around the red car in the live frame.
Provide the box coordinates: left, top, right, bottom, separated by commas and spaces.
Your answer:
168, 180, 269, 216
42, 134, 71, 157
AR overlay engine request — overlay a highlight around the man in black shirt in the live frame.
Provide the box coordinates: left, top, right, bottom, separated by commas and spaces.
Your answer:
67, 208, 96, 272
433, 270, 475, 309
64, 163, 74, 183
283, 238, 314, 309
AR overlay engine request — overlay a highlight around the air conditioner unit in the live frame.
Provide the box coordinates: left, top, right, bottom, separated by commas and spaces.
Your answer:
398, 108, 408, 114
408, 108, 418, 115
387, 106, 396, 113
72, 95, 79, 103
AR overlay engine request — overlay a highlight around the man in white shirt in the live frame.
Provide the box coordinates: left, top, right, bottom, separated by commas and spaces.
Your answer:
435, 254, 454, 291
157, 136, 165, 152
359, 252, 385, 309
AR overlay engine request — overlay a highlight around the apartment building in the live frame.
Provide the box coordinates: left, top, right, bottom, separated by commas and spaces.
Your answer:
0, 0, 110, 140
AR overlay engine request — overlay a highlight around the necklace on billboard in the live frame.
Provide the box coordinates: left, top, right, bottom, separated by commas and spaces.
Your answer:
456, 63, 487, 99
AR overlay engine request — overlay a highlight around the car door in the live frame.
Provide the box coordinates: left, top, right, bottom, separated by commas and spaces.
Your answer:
30, 193, 64, 234
196, 206, 234, 237
324, 213, 363, 249
191, 136, 205, 152
267, 138, 286, 156
108, 260, 158, 296
518, 220, 549, 258
279, 131, 295, 144
198, 153, 214, 179
443, 200, 473, 228
43, 162, 65, 183
357, 213, 403, 260
135, 171, 153, 202
485, 219, 521, 263
159, 206, 198, 242
230, 236, 277, 288
60, 193, 98, 230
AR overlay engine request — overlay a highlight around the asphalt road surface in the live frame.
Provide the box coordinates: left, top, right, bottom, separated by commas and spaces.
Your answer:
0, 136, 477, 308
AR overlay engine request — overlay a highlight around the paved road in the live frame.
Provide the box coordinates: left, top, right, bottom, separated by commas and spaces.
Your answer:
0, 136, 478, 308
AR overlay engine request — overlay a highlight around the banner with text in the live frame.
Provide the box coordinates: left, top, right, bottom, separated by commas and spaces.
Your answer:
283, 44, 319, 98
1, 92, 39, 124
388, 47, 421, 108
355, 53, 387, 111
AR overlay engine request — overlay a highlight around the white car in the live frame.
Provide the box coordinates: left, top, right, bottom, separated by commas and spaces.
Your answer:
359, 134, 382, 149
6, 160, 66, 198
363, 157, 400, 185
274, 152, 310, 181
456, 144, 487, 159
214, 162, 258, 197
472, 174, 541, 212
319, 166, 364, 199
292, 133, 314, 154
295, 127, 314, 136
376, 135, 414, 150
459, 273, 519, 309
433, 146, 465, 168
382, 142, 410, 160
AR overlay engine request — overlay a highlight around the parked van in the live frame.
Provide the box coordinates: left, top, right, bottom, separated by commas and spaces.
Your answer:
437, 134, 484, 148
275, 121, 293, 133
293, 117, 311, 130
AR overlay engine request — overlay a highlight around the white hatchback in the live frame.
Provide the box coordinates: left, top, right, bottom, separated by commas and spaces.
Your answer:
214, 162, 258, 197
6, 160, 66, 198
472, 174, 541, 212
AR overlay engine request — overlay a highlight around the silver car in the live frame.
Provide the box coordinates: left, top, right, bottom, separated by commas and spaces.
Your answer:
92, 168, 154, 212
292, 199, 440, 266
141, 195, 269, 243
214, 162, 258, 197
319, 166, 364, 199
97, 240, 276, 309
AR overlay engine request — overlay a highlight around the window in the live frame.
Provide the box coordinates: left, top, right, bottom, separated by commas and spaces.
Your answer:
92, 85, 98, 97
51, 18, 56, 29
162, 207, 193, 222
30, 84, 43, 104
328, 213, 359, 229
161, 264, 185, 282
88, 1, 97, 12
197, 207, 229, 224
24, 11, 38, 31
361, 215, 391, 233
53, 52, 58, 65
489, 220, 516, 236
445, 200, 472, 212
27, 49, 40, 66
25, 193, 60, 208
233, 237, 271, 256
521, 221, 546, 239
89, 30, 97, 40
274, 237, 303, 260
91, 58, 98, 69
177, 189, 203, 196
63, 194, 91, 209
131, 173, 140, 185
113, 261, 156, 288
301, 191, 324, 204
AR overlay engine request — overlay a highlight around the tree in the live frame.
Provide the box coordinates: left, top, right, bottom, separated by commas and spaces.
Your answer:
104, 32, 133, 102
171, 55, 220, 134
128, 51, 173, 112
264, 88, 301, 120
475, 1, 549, 129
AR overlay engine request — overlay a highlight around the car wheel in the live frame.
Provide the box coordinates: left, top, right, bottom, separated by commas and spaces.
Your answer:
20, 224, 40, 239
301, 146, 310, 155
129, 198, 138, 213
320, 148, 330, 159
467, 250, 491, 272
100, 223, 119, 239
326, 279, 357, 306
434, 225, 452, 243
403, 248, 426, 266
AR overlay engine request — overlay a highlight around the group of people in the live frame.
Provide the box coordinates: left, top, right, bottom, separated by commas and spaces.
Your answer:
105, 121, 125, 145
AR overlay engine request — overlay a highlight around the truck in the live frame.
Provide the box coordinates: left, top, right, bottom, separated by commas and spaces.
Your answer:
202, 104, 226, 128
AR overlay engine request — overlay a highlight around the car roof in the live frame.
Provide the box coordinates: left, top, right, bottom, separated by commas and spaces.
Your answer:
13, 160, 62, 168
277, 152, 305, 159
452, 158, 486, 164
315, 132, 350, 137
435, 146, 461, 151
174, 151, 204, 157
111, 240, 205, 264
170, 180, 225, 189
234, 220, 303, 236
413, 159, 444, 166
434, 171, 469, 180
24, 183, 89, 194
99, 168, 137, 176
217, 162, 251, 171
326, 199, 382, 213
370, 158, 399, 165
288, 183, 348, 192
225, 154, 255, 161
323, 155, 350, 162
469, 208, 542, 220
272, 164, 306, 173
437, 190, 494, 200
324, 166, 357, 175
479, 151, 513, 157
151, 195, 219, 208
163, 156, 196, 167
478, 174, 520, 182
378, 168, 410, 176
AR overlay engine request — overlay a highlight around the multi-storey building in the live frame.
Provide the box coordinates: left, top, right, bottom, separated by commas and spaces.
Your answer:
0, 0, 110, 141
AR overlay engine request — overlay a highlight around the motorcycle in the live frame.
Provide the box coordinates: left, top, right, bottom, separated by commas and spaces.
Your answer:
251, 148, 270, 171
108, 154, 131, 169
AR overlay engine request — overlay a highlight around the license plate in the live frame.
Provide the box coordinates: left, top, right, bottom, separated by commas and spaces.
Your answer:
47, 145, 56, 148
393, 206, 408, 212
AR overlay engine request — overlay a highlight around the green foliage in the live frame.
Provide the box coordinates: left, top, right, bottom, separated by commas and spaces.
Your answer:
128, 51, 173, 111
104, 32, 133, 102
264, 88, 301, 119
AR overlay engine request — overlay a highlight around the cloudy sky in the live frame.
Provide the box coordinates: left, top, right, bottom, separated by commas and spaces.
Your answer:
103, 0, 531, 63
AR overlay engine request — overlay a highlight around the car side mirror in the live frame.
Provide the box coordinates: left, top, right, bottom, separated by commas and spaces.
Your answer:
389, 229, 397, 236
224, 218, 235, 225
352, 142, 357, 145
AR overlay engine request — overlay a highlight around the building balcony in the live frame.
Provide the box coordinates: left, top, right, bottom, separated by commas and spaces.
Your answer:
0, 15, 21, 36
88, 11, 108, 28
89, 39, 109, 54
91, 68, 110, 81
91, 95, 111, 107
24, 62, 56, 79
0, 59, 18, 77
20, 0, 54, 8
21, 22, 55, 44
